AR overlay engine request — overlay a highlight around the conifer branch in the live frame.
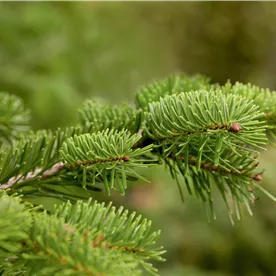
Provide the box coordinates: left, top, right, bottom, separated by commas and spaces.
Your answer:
218, 81, 276, 141
1, 73, 276, 274
0, 193, 164, 275
0, 128, 155, 199
0, 126, 87, 194
0, 92, 30, 145
78, 100, 142, 134
60, 130, 156, 196
145, 90, 267, 166
136, 74, 211, 110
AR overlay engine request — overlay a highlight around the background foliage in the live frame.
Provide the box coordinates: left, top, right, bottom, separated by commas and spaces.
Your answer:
1, 2, 276, 275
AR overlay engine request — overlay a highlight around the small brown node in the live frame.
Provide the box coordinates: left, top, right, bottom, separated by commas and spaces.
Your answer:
253, 173, 263, 181
229, 122, 243, 132
123, 155, 130, 162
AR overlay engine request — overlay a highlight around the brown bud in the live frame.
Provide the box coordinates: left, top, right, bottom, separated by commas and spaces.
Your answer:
229, 122, 243, 132
123, 155, 130, 162
253, 169, 264, 181
253, 173, 262, 181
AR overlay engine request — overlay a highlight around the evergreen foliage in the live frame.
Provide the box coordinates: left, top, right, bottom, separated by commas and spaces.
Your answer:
0, 92, 30, 145
78, 100, 141, 134
60, 130, 155, 196
0, 73, 275, 274
136, 74, 211, 110
0, 193, 164, 275
219, 81, 276, 139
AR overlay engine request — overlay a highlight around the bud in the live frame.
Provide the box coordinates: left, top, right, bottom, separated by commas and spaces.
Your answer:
123, 155, 130, 162
229, 122, 243, 132
253, 173, 262, 181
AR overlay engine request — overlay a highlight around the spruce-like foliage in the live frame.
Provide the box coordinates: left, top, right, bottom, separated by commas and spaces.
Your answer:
0, 193, 164, 275
0, 74, 275, 275
0, 92, 30, 145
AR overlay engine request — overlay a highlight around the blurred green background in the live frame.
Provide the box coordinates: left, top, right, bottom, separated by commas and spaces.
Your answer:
1, 2, 276, 276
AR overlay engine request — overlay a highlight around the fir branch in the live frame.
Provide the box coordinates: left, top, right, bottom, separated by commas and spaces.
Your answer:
78, 100, 142, 134
0, 126, 86, 190
167, 153, 258, 177
0, 125, 105, 201
54, 199, 165, 272
145, 90, 266, 142
0, 92, 30, 145
2, 74, 276, 274
164, 152, 274, 222
1, 75, 276, 227
145, 90, 267, 169
220, 81, 276, 121
0, 193, 164, 276
0, 128, 155, 199
219, 81, 276, 141
60, 129, 156, 196
136, 73, 211, 110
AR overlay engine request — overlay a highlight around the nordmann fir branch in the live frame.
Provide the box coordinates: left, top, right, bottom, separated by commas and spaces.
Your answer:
0, 92, 30, 145
60, 130, 156, 196
144, 90, 267, 168
145, 90, 266, 144
1, 75, 276, 223
2, 74, 276, 274
0, 194, 164, 276
78, 100, 142, 135
218, 81, 276, 141
164, 152, 274, 222
136, 73, 212, 110
167, 153, 259, 177
136, 74, 276, 136
0, 129, 154, 194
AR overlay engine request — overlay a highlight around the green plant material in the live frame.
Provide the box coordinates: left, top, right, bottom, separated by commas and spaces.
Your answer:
0, 193, 164, 275
0, 127, 86, 188
0, 127, 154, 200
0, 92, 30, 145
219, 81, 276, 139
78, 100, 142, 134
1, 72, 276, 274
54, 199, 165, 274
60, 129, 155, 196
145, 90, 267, 159
164, 149, 268, 221
136, 74, 211, 110
141, 87, 273, 219
0, 74, 275, 226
